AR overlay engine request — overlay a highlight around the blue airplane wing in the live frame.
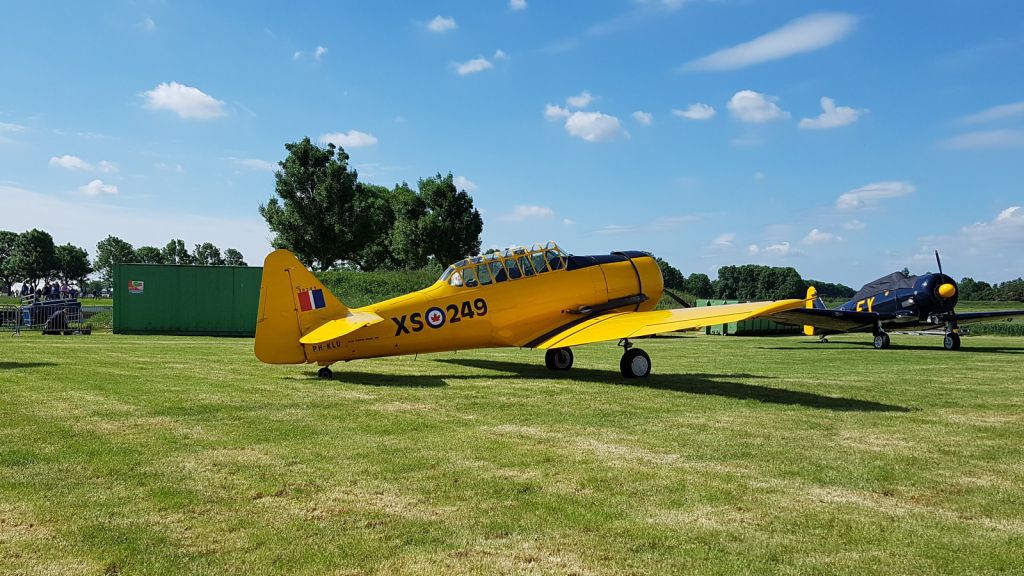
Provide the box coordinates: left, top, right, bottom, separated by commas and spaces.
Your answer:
769, 308, 897, 333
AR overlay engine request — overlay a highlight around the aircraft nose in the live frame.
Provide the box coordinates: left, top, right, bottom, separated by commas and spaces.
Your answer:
938, 283, 957, 299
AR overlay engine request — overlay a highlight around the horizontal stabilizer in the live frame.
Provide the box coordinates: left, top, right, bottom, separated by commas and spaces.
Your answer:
298, 310, 385, 345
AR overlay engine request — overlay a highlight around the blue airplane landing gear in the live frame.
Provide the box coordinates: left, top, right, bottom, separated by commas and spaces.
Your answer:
943, 332, 961, 351
872, 332, 891, 350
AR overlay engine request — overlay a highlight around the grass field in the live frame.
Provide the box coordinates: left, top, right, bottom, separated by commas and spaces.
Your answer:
2, 332, 1023, 575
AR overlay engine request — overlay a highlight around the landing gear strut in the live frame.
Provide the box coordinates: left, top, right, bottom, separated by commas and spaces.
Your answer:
618, 339, 651, 378
317, 366, 334, 379
545, 348, 574, 371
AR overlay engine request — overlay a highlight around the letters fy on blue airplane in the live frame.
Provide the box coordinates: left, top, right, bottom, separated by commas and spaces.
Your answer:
769, 252, 1024, 350
255, 242, 805, 379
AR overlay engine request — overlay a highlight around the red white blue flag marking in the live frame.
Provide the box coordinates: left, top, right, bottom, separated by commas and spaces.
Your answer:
298, 289, 326, 312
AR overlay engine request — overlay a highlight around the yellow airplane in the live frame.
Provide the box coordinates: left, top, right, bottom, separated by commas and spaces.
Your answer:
255, 243, 805, 379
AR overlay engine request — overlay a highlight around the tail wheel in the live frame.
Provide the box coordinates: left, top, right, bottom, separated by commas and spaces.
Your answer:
545, 348, 574, 371
620, 348, 651, 378
317, 366, 334, 379
943, 333, 961, 351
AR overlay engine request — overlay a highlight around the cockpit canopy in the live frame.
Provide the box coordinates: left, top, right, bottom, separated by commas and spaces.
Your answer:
439, 242, 569, 288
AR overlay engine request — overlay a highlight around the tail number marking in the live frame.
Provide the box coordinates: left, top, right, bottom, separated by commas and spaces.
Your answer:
393, 299, 487, 336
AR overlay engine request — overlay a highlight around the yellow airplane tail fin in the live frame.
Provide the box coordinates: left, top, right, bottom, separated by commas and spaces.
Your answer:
254, 249, 349, 364
803, 285, 818, 336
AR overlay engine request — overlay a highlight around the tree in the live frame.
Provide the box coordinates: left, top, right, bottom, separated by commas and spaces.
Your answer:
685, 273, 714, 298
135, 246, 165, 264
224, 248, 246, 266
11, 229, 56, 283
94, 235, 136, 285
0, 230, 18, 294
412, 173, 483, 266
259, 138, 361, 271
193, 242, 225, 266
654, 257, 686, 291
54, 243, 91, 284
162, 239, 193, 265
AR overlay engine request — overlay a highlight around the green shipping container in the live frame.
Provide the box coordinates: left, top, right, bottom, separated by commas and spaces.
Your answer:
113, 264, 263, 336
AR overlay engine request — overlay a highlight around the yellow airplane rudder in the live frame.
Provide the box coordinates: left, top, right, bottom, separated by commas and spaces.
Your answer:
803, 285, 818, 336
254, 249, 349, 364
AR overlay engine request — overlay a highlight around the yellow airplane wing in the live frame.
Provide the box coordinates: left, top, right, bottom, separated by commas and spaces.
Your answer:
533, 299, 805, 349
298, 310, 385, 345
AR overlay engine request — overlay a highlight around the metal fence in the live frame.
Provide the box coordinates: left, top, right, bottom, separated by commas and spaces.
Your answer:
0, 298, 90, 335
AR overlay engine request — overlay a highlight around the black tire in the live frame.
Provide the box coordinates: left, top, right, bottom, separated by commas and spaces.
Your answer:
317, 367, 334, 379
873, 334, 890, 349
545, 348, 574, 371
943, 333, 961, 351
620, 348, 652, 378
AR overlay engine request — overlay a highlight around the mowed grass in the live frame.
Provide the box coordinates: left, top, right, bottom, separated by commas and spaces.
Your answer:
2, 333, 1023, 575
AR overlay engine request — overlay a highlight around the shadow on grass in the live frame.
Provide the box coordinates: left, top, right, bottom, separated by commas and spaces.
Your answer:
756, 340, 1024, 354
432, 359, 912, 413
300, 370, 448, 388
0, 361, 57, 370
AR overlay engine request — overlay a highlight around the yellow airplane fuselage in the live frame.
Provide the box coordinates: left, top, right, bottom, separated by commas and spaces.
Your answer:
305, 256, 662, 364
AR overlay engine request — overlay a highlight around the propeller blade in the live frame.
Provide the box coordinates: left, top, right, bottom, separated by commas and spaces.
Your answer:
935, 250, 943, 277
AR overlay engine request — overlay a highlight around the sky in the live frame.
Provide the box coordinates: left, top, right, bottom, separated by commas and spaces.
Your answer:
1, 0, 1023, 286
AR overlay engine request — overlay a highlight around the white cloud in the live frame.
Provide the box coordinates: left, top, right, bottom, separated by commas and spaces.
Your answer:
137, 17, 156, 32
142, 81, 226, 119
843, 219, 866, 231
544, 104, 571, 120
567, 90, 595, 108
940, 129, 1024, 150
632, 111, 652, 125
683, 12, 858, 71
234, 159, 278, 172
0, 122, 27, 132
79, 179, 118, 196
428, 15, 457, 33
727, 90, 789, 123
711, 232, 735, 248
455, 57, 494, 75
799, 97, 865, 129
563, 218, 575, 225
314, 46, 328, 60
754, 171, 765, 181
510, 0, 527, 10
493, 49, 508, 60
49, 155, 91, 171
962, 206, 1024, 242
961, 101, 1024, 124
672, 103, 716, 120
836, 181, 916, 210
801, 228, 842, 245
502, 205, 554, 221
594, 215, 699, 235
49, 155, 117, 173
748, 241, 796, 256
564, 111, 628, 142
319, 130, 378, 148
454, 175, 478, 192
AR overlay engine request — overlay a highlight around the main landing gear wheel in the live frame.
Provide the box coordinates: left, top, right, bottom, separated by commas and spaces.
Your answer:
943, 333, 961, 351
872, 333, 891, 350
620, 348, 652, 378
317, 366, 334, 379
545, 348, 574, 371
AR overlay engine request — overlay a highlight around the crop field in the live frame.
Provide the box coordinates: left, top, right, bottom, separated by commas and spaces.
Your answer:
2, 332, 1023, 575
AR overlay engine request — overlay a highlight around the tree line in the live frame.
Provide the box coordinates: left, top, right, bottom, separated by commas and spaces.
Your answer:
0, 228, 246, 295
259, 138, 483, 271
